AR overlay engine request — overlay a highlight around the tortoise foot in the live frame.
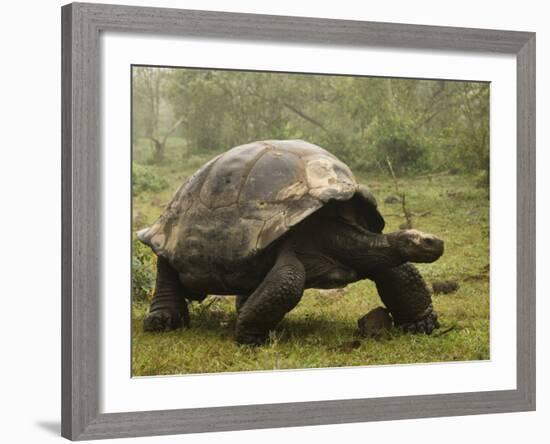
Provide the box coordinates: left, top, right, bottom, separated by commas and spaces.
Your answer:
143, 309, 189, 332
397, 309, 440, 335
235, 328, 269, 346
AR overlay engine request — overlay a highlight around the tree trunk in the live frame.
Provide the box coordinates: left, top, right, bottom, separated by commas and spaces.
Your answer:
150, 116, 185, 163
151, 138, 165, 163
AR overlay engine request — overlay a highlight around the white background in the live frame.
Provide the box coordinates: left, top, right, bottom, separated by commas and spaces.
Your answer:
0, 1, 546, 443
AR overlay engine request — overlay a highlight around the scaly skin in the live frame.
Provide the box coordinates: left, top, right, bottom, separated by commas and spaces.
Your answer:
370, 263, 440, 334
143, 257, 190, 332
236, 247, 306, 345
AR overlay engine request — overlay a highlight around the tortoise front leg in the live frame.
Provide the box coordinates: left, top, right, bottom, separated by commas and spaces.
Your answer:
236, 247, 305, 345
370, 263, 440, 334
143, 256, 190, 332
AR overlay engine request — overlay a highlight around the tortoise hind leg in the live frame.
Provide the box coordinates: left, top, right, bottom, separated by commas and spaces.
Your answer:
143, 256, 190, 332
235, 294, 249, 315
236, 246, 305, 345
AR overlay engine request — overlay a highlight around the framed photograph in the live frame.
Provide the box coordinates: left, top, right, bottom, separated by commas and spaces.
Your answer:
61, 2, 535, 440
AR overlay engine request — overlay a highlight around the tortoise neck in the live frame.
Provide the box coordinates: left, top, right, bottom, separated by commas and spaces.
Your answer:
327, 225, 404, 273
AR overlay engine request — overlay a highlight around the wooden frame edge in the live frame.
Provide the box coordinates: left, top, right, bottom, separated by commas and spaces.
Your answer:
515, 33, 536, 412
62, 3, 102, 439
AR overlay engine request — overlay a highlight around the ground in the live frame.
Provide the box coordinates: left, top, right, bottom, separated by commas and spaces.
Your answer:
131, 137, 490, 376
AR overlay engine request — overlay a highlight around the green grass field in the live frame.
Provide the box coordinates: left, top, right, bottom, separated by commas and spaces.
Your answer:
131, 138, 490, 376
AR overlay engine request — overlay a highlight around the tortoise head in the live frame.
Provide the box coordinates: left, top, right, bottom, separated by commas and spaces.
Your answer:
390, 229, 444, 263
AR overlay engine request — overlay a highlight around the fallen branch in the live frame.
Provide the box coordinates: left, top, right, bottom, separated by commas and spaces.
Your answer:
433, 326, 456, 337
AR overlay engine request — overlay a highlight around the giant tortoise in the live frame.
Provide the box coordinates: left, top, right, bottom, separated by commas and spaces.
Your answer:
138, 140, 443, 345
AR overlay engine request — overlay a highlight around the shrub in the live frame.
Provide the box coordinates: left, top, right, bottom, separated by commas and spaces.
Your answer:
375, 135, 427, 173
132, 238, 156, 302
369, 118, 428, 173
132, 164, 169, 195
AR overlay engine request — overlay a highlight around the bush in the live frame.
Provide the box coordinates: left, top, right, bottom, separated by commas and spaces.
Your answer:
375, 136, 427, 173
132, 238, 156, 302
369, 118, 428, 173
132, 164, 169, 195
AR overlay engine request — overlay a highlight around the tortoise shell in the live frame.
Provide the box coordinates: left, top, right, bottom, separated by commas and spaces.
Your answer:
138, 140, 378, 272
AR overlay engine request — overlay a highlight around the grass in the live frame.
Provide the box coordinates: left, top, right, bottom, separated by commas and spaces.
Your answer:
131, 138, 490, 376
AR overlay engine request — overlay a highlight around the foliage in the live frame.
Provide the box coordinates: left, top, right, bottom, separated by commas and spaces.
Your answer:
132, 67, 490, 177
132, 238, 156, 302
369, 117, 429, 173
132, 163, 169, 195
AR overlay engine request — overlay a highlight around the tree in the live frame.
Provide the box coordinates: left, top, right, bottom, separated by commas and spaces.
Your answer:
133, 67, 184, 162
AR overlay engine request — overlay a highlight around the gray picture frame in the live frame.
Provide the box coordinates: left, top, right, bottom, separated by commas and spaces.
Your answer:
61, 2, 536, 440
